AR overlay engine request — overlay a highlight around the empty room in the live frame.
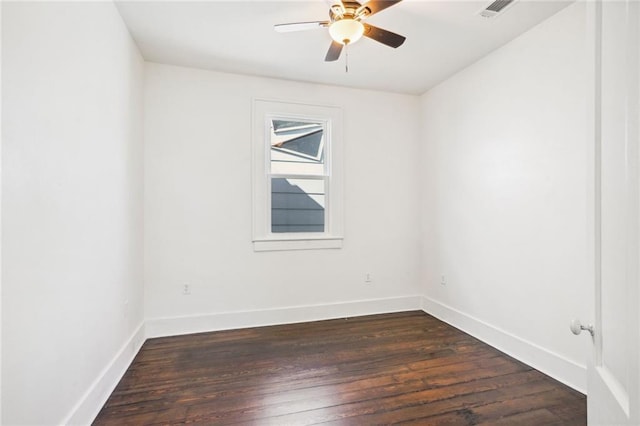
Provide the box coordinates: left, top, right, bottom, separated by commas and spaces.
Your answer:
1, 0, 639, 424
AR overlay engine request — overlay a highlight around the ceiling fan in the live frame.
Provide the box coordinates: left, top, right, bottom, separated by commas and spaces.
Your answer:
274, 0, 406, 62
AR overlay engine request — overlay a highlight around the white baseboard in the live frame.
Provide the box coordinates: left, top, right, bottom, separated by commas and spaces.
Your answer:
62, 322, 146, 426
62, 294, 586, 425
421, 296, 586, 394
146, 295, 423, 338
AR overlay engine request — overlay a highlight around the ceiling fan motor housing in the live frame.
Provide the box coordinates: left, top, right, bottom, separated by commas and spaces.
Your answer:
329, 1, 370, 22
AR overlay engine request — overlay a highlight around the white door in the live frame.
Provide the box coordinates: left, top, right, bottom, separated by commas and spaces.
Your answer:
586, 0, 639, 424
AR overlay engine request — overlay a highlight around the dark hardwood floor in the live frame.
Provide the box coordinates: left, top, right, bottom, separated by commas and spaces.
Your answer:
93, 311, 586, 425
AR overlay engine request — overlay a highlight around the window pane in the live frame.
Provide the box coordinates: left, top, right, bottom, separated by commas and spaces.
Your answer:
271, 178, 325, 233
270, 119, 324, 175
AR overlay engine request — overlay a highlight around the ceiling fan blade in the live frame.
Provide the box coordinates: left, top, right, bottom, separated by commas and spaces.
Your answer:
358, 0, 402, 17
362, 23, 406, 48
274, 21, 329, 33
325, 41, 344, 61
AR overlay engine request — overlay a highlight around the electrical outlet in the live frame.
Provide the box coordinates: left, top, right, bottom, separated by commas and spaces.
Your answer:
365, 273, 372, 283
182, 284, 191, 295
441, 274, 446, 286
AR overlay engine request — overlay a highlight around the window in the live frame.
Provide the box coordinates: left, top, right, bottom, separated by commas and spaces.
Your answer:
252, 99, 344, 251
270, 119, 325, 233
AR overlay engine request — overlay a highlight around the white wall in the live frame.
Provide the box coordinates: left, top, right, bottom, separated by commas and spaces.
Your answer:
419, 1, 589, 391
144, 63, 422, 333
0, 3, 3, 421
2, 2, 144, 424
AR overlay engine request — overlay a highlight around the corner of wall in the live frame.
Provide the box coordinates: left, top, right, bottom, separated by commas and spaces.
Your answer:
62, 322, 146, 425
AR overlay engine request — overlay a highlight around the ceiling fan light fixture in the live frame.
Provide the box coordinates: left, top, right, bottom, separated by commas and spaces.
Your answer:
329, 19, 364, 45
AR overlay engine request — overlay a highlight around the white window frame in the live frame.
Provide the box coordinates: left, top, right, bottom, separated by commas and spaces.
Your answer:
252, 99, 344, 251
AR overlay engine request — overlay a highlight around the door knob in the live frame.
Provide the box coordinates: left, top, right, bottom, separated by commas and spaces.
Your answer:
570, 319, 594, 336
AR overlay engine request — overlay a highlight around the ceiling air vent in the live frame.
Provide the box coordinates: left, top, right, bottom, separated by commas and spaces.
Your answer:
478, 0, 516, 18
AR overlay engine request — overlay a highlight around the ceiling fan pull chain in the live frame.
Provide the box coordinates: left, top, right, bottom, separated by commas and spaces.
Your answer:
345, 42, 349, 73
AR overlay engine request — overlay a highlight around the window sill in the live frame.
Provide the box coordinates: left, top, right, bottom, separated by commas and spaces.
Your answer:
253, 236, 343, 252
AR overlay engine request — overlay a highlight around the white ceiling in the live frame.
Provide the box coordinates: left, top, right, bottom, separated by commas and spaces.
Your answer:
115, 0, 572, 95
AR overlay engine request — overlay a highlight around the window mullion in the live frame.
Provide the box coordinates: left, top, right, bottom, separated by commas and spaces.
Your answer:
269, 173, 326, 180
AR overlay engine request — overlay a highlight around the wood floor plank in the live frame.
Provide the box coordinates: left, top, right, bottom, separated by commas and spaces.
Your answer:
93, 311, 586, 425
